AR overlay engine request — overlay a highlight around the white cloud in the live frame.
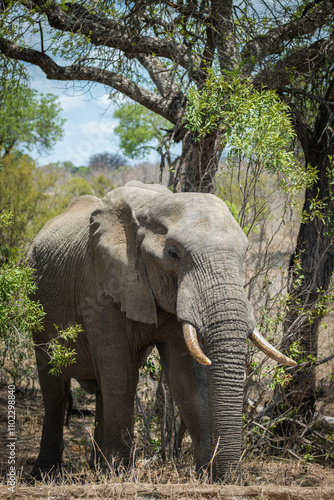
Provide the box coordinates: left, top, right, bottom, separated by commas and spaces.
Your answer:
57, 93, 86, 111
26, 65, 122, 166
34, 116, 122, 166
57, 119, 120, 165
78, 119, 117, 137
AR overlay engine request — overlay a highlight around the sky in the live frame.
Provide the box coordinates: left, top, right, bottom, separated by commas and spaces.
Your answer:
28, 64, 160, 168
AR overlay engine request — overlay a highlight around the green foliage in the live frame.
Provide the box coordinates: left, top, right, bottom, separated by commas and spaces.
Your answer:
141, 350, 161, 379
0, 214, 45, 383
269, 367, 292, 390
90, 174, 115, 198
60, 176, 93, 202
0, 83, 65, 156
288, 341, 303, 360
0, 152, 117, 258
225, 200, 253, 235
0, 214, 83, 382
303, 453, 314, 463
47, 324, 82, 377
0, 212, 13, 228
114, 103, 171, 159
58, 173, 115, 209
185, 70, 316, 199
76, 166, 89, 175
215, 172, 260, 234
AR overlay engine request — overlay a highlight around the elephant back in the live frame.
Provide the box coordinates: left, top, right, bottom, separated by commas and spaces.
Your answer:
27, 195, 101, 323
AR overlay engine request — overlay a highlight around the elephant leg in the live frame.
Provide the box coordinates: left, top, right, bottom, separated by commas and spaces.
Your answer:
95, 350, 140, 472
156, 340, 211, 474
31, 352, 70, 479
89, 390, 104, 469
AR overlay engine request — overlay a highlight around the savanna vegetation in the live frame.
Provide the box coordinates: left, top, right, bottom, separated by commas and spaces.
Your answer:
0, 0, 334, 496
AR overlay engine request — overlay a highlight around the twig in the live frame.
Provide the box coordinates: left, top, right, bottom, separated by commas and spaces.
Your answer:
135, 394, 152, 444
286, 351, 334, 373
316, 352, 334, 366
273, 416, 328, 442
157, 370, 167, 461
210, 438, 220, 485
287, 449, 303, 461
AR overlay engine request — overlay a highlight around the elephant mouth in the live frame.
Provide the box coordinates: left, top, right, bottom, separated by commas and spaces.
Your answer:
182, 321, 296, 367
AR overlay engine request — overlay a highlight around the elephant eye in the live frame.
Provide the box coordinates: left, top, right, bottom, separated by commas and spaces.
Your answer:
167, 248, 180, 261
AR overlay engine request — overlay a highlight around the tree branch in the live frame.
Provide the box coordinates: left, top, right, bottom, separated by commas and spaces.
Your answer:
135, 54, 180, 98
253, 35, 334, 88
283, 101, 313, 153
27, 0, 201, 75
0, 37, 178, 123
242, 0, 334, 72
166, 1, 208, 23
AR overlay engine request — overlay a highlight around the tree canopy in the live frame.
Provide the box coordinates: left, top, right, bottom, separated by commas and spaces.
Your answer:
0, 1, 332, 190
0, 79, 65, 156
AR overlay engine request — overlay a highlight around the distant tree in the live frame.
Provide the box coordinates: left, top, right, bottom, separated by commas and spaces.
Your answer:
76, 166, 89, 175
114, 103, 178, 185
88, 152, 125, 172
62, 160, 76, 171
114, 103, 168, 158
90, 174, 115, 198
55, 172, 115, 208
0, 82, 65, 157
0, 152, 60, 256
42, 160, 88, 175
62, 176, 93, 197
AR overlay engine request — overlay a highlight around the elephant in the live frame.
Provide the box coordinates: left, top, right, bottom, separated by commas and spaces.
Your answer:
27, 180, 295, 482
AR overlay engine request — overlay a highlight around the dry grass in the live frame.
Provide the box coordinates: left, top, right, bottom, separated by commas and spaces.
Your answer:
1, 385, 334, 499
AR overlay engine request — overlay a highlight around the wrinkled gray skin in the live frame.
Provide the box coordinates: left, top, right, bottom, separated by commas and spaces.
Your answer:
27, 181, 255, 482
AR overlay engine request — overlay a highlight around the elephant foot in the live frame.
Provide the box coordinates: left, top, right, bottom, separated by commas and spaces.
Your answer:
89, 451, 132, 477
29, 463, 62, 483
211, 465, 243, 485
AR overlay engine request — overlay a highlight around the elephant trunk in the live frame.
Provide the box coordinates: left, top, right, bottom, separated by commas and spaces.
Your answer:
178, 268, 250, 480
204, 303, 247, 482
207, 332, 245, 480
177, 250, 294, 481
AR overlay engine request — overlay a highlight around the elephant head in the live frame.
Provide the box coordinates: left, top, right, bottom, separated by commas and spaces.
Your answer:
88, 181, 295, 480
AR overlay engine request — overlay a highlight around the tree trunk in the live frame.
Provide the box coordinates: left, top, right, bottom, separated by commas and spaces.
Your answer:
174, 130, 223, 193
282, 157, 334, 416
281, 84, 334, 417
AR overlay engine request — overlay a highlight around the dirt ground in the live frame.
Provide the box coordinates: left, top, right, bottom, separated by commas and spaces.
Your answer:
1, 385, 334, 499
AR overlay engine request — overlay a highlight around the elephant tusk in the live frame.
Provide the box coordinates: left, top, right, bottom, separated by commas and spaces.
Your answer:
182, 322, 212, 366
249, 328, 297, 367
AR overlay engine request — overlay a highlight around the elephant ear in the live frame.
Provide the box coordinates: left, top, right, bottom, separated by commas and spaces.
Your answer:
90, 185, 169, 325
